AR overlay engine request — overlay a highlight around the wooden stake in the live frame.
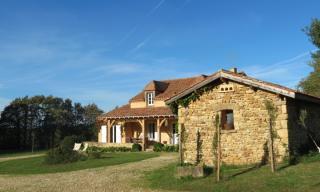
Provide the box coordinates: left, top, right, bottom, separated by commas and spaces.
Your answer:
268, 118, 275, 173
217, 120, 221, 182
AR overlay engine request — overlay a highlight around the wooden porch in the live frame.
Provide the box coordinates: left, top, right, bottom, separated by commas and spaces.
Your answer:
98, 116, 177, 151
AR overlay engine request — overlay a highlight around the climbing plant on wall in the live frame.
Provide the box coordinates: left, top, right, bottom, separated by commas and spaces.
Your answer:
264, 100, 278, 173
213, 113, 221, 182
169, 84, 214, 114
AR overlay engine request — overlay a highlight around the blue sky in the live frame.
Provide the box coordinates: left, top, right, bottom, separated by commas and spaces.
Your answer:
0, 0, 319, 112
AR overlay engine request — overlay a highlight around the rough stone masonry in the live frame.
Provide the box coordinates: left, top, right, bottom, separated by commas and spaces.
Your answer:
178, 81, 320, 165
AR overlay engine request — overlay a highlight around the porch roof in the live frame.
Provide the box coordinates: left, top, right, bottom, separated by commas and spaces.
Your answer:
99, 104, 176, 120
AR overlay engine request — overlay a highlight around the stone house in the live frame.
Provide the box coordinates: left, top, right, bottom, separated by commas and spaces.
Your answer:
166, 68, 320, 165
97, 68, 320, 165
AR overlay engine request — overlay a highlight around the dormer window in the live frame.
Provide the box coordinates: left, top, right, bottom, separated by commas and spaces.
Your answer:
147, 92, 154, 106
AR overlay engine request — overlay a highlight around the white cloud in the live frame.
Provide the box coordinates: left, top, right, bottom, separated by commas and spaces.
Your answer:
243, 50, 316, 88
147, 0, 166, 16
118, 25, 138, 45
129, 35, 153, 53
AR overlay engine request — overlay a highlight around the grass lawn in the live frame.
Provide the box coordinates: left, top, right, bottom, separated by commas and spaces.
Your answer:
0, 150, 47, 158
0, 152, 158, 175
142, 154, 320, 192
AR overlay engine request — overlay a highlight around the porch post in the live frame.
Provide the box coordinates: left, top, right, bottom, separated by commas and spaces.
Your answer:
141, 119, 146, 151
157, 118, 161, 143
107, 120, 111, 143
121, 121, 126, 143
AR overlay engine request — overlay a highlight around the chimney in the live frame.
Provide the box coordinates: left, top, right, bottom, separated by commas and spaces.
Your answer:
229, 67, 237, 73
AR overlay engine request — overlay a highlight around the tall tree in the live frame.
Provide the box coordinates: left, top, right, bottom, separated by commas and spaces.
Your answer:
298, 19, 320, 96
0, 95, 103, 151
83, 104, 103, 140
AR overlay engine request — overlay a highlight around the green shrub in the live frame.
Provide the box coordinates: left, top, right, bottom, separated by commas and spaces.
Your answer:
60, 136, 77, 153
174, 145, 179, 152
164, 145, 179, 152
87, 146, 132, 153
132, 143, 142, 152
153, 143, 178, 152
87, 146, 103, 153
45, 136, 87, 164
153, 142, 164, 152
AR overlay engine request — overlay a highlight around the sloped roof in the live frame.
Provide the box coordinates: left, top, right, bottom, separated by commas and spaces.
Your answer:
130, 75, 207, 102
144, 80, 169, 92
99, 68, 320, 120
100, 104, 175, 119
166, 69, 320, 104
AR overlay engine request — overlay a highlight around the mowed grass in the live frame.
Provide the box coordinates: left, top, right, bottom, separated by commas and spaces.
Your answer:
0, 152, 158, 175
143, 154, 320, 192
0, 150, 46, 158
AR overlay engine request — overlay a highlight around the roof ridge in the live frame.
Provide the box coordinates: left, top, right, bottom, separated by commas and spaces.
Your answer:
158, 74, 207, 82
220, 69, 297, 92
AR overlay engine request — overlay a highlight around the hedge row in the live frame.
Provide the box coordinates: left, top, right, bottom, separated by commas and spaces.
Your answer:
87, 143, 142, 153
153, 143, 179, 152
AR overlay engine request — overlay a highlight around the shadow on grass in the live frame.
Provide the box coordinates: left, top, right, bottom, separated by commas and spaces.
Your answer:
313, 182, 320, 187
95, 156, 114, 159
277, 163, 294, 171
225, 165, 260, 180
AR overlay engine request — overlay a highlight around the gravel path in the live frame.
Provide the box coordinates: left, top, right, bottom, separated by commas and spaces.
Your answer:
0, 153, 177, 192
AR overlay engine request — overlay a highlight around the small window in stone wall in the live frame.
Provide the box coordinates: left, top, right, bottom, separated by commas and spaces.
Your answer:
219, 84, 234, 92
221, 110, 234, 130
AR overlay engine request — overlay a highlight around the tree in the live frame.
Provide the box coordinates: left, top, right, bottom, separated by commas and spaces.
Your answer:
298, 109, 320, 153
179, 123, 185, 166
0, 95, 103, 151
264, 100, 278, 173
83, 104, 103, 140
213, 113, 221, 182
298, 19, 320, 96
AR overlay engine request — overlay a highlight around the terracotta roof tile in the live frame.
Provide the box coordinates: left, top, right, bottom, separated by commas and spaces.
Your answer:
221, 69, 296, 93
130, 75, 207, 102
100, 104, 175, 119
166, 69, 320, 104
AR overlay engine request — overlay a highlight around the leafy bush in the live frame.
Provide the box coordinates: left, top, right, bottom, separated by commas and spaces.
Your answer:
132, 143, 142, 152
45, 136, 87, 164
153, 142, 164, 152
153, 143, 178, 152
163, 145, 179, 152
87, 146, 103, 153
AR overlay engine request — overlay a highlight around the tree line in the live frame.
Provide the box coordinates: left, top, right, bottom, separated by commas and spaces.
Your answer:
299, 18, 320, 96
0, 95, 103, 151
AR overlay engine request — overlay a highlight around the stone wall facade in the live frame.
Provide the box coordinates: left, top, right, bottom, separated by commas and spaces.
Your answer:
178, 81, 291, 166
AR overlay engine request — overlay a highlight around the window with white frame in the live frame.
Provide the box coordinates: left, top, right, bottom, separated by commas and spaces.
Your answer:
146, 92, 154, 106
